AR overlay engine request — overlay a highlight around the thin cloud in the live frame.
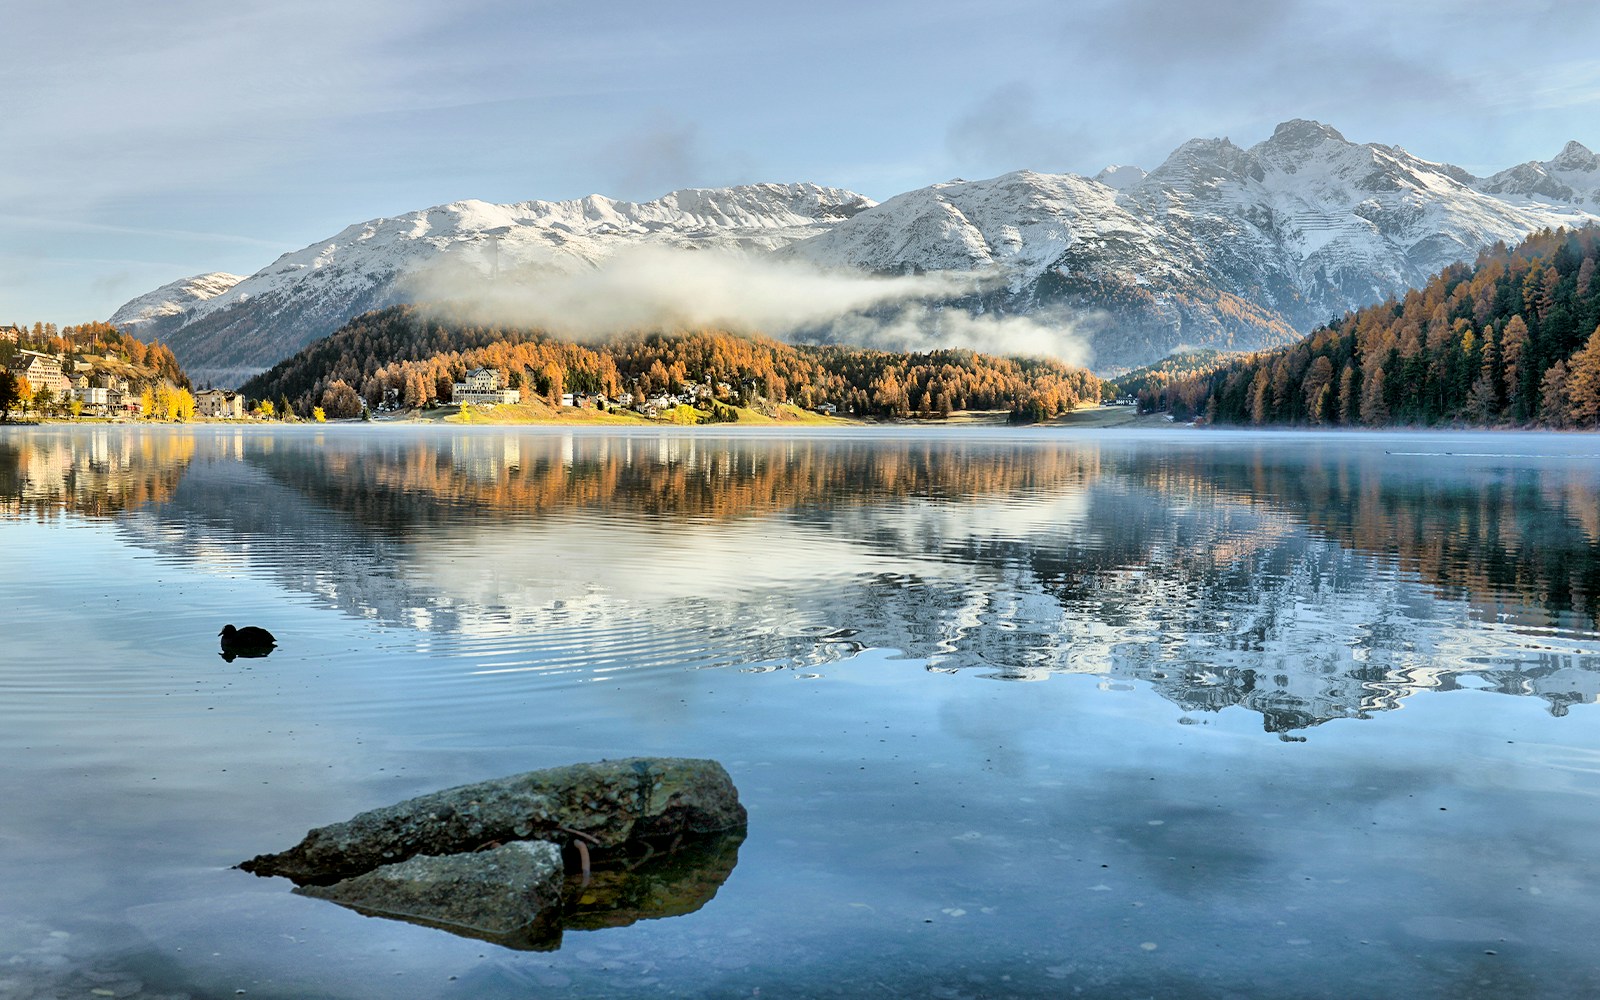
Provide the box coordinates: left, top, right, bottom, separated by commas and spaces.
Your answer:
600, 119, 715, 200
827, 304, 1098, 368
946, 83, 1091, 175
0, 214, 287, 248
589, 114, 765, 201
1075, 0, 1292, 66
12, 0, 1600, 325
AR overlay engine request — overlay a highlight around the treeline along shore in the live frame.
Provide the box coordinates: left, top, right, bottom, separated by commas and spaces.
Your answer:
17, 225, 1600, 432
238, 308, 1105, 425
1129, 226, 1600, 429
0, 321, 192, 421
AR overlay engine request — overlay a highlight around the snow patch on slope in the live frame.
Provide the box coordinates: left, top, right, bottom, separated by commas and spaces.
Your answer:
109, 272, 245, 329
1477, 140, 1600, 205
180, 183, 875, 326
781, 170, 1150, 282
114, 122, 1600, 382
785, 119, 1600, 338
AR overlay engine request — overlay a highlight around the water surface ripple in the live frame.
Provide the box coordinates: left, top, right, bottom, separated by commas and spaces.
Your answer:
2, 425, 1599, 999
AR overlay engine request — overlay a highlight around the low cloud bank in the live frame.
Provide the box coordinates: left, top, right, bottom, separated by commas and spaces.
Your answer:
825, 304, 1097, 367
402, 246, 1095, 367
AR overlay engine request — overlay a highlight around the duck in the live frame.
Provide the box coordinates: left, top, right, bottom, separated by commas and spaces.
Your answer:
219, 624, 277, 660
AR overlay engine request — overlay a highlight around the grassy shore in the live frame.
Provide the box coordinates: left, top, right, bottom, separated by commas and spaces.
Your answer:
1050, 403, 1177, 428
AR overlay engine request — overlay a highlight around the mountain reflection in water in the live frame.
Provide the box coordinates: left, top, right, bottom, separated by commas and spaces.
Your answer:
2, 426, 1597, 735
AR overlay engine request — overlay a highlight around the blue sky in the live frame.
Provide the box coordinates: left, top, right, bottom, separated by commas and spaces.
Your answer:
5, 0, 1599, 323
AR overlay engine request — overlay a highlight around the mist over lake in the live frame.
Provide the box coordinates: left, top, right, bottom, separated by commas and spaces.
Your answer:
3, 425, 1599, 999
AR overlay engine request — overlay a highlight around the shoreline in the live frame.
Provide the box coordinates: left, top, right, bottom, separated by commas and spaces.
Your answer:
1, 402, 1170, 431
10, 405, 1582, 433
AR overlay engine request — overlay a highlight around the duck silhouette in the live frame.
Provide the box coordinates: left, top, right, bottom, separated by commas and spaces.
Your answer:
219, 624, 276, 661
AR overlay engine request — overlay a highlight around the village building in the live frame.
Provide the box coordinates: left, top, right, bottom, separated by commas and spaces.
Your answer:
196, 388, 245, 419
450, 368, 520, 406
66, 373, 109, 415
10, 350, 70, 398
0, 325, 20, 344
74, 383, 111, 414
106, 388, 141, 417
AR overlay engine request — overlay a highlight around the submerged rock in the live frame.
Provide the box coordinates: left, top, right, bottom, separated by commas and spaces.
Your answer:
295, 841, 565, 950
239, 757, 746, 884
293, 830, 747, 950
565, 828, 745, 932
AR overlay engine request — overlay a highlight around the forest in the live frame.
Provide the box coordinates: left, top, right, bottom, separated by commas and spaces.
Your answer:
1109, 349, 1233, 401
1, 320, 189, 389
238, 308, 1104, 422
0, 320, 192, 420
1141, 226, 1600, 428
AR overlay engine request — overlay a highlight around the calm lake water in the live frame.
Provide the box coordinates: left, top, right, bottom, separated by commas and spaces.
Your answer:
3, 425, 1600, 999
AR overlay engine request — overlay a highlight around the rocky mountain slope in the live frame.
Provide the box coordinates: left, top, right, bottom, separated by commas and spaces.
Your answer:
120, 185, 874, 386
109, 271, 244, 329
118, 122, 1600, 384
782, 121, 1600, 367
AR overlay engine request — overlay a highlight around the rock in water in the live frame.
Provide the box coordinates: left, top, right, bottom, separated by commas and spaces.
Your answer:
239, 757, 746, 883
565, 828, 745, 933
294, 841, 565, 950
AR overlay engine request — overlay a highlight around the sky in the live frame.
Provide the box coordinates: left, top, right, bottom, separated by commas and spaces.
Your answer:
5, 0, 1600, 324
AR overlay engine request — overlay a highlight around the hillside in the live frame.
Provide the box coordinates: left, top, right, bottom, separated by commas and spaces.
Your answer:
118, 121, 1600, 386
117, 184, 874, 387
0, 320, 193, 420
1108, 349, 1237, 402
237, 306, 1102, 423
108, 272, 245, 329
1153, 227, 1600, 428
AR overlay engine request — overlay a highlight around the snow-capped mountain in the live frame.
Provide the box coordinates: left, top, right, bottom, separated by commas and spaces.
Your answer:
120, 121, 1600, 384
783, 120, 1600, 367
109, 271, 245, 330
1478, 140, 1600, 203
129, 184, 873, 386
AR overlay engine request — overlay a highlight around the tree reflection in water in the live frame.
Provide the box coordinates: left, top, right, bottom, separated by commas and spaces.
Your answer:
3, 426, 1596, 734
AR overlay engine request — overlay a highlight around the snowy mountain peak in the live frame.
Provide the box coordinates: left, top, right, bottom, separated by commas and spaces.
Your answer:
114, 123, 1600, 384
1148, 135, 1256, 185
1477, 140, 1600, 204
501, 182, 875, 232
109, 272, 246, 330
1162, 136, 1244, 161
1265, 119, 1349, 148
1552, 140, 1599, 172
1248, 120, 1381, 178
780, 169, 1127, 276
114, 183, 876, 385
1094, 164, 1147, 190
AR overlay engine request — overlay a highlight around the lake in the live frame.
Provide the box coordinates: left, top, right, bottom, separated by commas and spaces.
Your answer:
3, 424, 1599, 999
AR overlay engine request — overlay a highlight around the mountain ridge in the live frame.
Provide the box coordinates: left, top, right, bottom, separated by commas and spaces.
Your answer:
109, 271, 245, 329
117, 121, 1600, 385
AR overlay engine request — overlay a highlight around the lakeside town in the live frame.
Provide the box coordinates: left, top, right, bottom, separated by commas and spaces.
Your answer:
0, 322, 637, 424
0, 326, 820, 426
0, 322, 945, 427
0, 322, 235, 422
1, 318, 1150, 430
